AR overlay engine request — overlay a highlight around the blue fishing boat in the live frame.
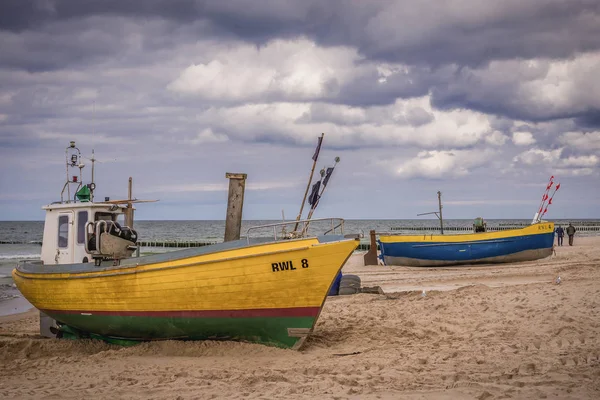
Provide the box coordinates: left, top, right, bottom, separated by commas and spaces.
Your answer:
378, 222, 555, 267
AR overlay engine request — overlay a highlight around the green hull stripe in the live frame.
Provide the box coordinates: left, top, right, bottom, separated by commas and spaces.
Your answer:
49, 312, 316, 348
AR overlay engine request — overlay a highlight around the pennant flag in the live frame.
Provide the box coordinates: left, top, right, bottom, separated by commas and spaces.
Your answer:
555, 183, 561, 190
308, 181, 321, 206
322, 167, 334, 187
548, 198, 552, 205
543, 207, 548, 214
312, 135, 323, 161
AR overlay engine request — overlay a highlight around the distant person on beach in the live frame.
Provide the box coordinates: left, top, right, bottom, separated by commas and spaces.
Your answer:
566, 223, 576, 246
555, 225, 564, 246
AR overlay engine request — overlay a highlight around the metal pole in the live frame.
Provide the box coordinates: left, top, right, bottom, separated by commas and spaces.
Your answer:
438, 191, 444, 234
224, 173, 247, 242
90, 149, 95, 202
126, 177, 134, 228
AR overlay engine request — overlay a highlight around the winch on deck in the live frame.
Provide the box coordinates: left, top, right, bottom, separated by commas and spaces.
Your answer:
85, 219, 139, 265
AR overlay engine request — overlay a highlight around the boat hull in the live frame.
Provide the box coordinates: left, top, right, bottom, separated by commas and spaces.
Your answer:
13, 236, 359, 349
379, 223, 555, 267
43, 309, 318, 348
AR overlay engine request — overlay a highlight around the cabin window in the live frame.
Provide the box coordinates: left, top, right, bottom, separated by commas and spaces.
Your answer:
58, 215, 69, 248
77, 211, 88, 244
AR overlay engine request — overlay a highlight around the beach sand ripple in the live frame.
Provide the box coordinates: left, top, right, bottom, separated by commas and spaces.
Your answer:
1, 237, 599, 399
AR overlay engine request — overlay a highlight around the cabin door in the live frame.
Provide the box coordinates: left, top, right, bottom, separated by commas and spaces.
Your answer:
55, 211, 74, 264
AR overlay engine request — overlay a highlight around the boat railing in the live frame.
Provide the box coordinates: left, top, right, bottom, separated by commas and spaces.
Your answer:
245, 217, 345, 243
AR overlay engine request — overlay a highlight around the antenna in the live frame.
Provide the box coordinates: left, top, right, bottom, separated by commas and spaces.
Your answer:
90, 149, 96, 202
82, 149, 118, 202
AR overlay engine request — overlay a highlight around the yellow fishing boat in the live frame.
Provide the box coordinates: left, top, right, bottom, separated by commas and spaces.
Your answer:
14, 231, 358, 349
13, 142, 359, 349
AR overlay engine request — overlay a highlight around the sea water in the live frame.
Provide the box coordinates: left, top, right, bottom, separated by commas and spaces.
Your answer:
1, 219, 599, 284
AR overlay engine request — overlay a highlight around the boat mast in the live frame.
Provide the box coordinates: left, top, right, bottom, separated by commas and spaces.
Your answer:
438, 191, 444, 234
293, 133, 324, 233
417, 191, 444, 234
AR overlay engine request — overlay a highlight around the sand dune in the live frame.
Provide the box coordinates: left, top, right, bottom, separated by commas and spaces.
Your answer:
1, 237, 599, 399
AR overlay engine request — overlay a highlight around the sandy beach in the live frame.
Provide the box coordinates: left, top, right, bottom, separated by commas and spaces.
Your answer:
1, 237, 599, 399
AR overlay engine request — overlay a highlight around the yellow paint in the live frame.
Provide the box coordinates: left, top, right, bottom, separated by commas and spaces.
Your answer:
13, 238, 358, 312
379, 222, 554, 243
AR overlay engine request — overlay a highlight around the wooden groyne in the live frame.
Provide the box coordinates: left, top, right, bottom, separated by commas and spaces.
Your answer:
137, 240, 219, 248
0, 241, 43, 245
0, 240, 219, 247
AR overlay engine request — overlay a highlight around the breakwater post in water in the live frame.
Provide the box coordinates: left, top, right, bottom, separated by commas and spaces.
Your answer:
224, 172, 247, 242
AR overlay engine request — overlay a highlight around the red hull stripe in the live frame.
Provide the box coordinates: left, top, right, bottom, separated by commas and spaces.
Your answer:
41, 307, 321, 318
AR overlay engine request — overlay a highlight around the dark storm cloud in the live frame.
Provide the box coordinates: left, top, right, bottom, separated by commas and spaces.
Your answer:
1, 0, 600, 148
3, 0, 600, 66
575, 111, 600, 129
0, 0, 200, 31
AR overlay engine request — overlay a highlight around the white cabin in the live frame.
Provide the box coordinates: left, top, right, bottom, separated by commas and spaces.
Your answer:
38, 141, 143, 267
41, 202, 130, 265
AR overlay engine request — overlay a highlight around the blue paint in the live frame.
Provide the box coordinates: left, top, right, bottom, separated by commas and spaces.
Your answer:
328, 272, 343, 296
379, 232, 554, 263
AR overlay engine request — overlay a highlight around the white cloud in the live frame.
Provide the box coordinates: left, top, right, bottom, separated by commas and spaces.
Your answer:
168, 39, 358, 101
558, 131, 600, 151
486, 130, 508, 146
513, 148, 562, 165
513, 148, 599, 174
554, 167, 595, 176
433, 52, 600, 120
189, 128, 229, 144
395, 149, 494, 179
195, 96, 495, 149
512, 131, 536, 146
560, 154, 599, 168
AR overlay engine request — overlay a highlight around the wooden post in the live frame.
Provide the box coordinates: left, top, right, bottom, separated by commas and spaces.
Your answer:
363, 230, 378, 266
438, 191, 444, 234
224, 173, 247, 242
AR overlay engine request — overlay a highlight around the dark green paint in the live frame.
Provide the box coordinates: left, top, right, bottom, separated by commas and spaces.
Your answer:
50, 313, 316, 348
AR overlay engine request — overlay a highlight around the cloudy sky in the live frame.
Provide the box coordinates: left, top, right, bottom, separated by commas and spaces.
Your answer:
1, 0, 599, 221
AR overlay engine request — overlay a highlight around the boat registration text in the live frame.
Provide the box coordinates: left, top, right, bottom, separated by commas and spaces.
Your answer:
271, 258, 309, 272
